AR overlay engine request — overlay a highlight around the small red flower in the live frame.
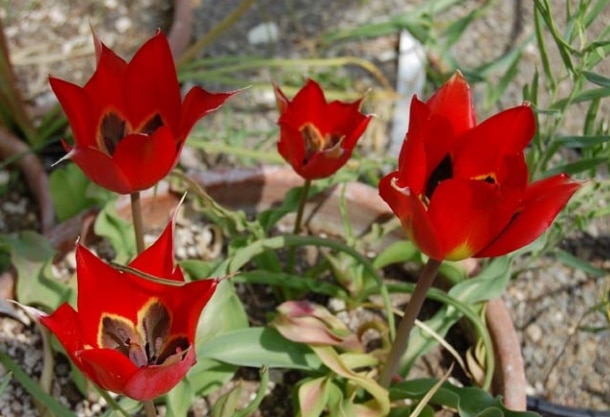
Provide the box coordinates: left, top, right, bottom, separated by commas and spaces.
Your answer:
50, 31, 237, 194
379, 72, 580, 261
274, 79, 371, 179
38, 220, 217, 401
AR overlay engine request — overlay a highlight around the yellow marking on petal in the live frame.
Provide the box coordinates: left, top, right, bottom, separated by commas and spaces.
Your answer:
473, 173, 497, 184
446, 242, 474, 262
300, 123, 344, 163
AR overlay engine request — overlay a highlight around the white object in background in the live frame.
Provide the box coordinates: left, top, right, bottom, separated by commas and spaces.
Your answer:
247, 22, 279, 45
389, 30, 426, 158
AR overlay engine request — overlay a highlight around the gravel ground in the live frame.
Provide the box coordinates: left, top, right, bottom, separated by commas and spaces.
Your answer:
1, 0, 609, 416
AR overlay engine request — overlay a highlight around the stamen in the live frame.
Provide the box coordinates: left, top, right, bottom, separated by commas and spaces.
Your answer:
100, 112, 127, 155
301, 123, 344, 163
140, 114, 164, 136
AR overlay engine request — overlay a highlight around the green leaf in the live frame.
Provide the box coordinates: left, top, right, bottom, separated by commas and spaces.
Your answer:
0, 372, 11, 395
211, 382, 243, 417
165, 378, 194, 417
49, 164, 99, 222
184, 277, 249, 396
390, 379, 540, 417
0, 350, 76, 417
235, 270, 346, 298
373, 241, 421, 269
555, 249, 605, 277
4, 232, 71, 309
555, 135, 610, 148
93, 201, 136, 261
583, 70, 610, 88
234, 367, 270, 417
448, 257, 511, 304
199, 327, 321, 370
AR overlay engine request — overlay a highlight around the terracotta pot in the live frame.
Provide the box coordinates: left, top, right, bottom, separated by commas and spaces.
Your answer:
44, 165, 528, 410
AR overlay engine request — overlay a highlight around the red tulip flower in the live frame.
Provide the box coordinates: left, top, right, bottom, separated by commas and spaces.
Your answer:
274, 79, 371, 179
50, 31, 236, 194
379, 72, 580, 261
37, 220, 217, 401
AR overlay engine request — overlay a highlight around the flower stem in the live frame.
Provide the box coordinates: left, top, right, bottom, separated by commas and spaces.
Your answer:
379, 258, 442, 388
286, 179, 312, 279
293, 179, 312, 235
143, 400, 157, 417
130, 192, 145, 254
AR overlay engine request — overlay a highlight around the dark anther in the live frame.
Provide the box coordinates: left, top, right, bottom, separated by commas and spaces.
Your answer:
100, 112, 127, 155
140, 114, 164, 136
142, 302, 170, 363
425, 154, 453, 198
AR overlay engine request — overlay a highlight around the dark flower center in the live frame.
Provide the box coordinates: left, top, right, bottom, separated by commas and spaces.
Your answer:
300, 123, 344, 163
99, 112, 164, 155
100, 301, 189, 367
425, 154, 453, 199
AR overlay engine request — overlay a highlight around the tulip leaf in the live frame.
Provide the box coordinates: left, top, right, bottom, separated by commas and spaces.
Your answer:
298, 376, 331, 417
390, 378, 539, 417
373, 240, 421, 269
198, 327, 322, 370
177, 273, 248, 397
165, 378, 194, 417
0, 372, 11, 395
0, 350, 76, 417
448, 257, 511, 304
3, 231, 72, 309
211, 381, 243, 417
49, 164, 99, 222
93, 201, 136, 261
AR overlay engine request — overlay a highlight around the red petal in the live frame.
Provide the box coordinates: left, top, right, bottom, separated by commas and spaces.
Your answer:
277, 125, 306, 175
297, 149, 351, 179
83, 40, 129, 126
476, 175, 580, 257
425, 72, 475, 137
49, 77, 96, 148
453, 105, 535, 181
379, 173, 443, 259
129, 218, 177, 280
74, 244, 150, 343
112, 127, 179, 192
125, 32, 181, 134
122, 348, 196, 401
161, 278, 218, 340
39, 303, 86, 359
279, 79, 327, 129
325, 99, 370, 150
427, 179, 521, 260
179, 87, 238, 142
68, 147, 132, 194
77, 348, 138, 394
406, 97, 456, 182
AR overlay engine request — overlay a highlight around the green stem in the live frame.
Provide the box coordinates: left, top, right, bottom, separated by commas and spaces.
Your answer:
379, 258, 442, 388
143, 400, 157, 417
130, 192, 145, 254
293, 179, 311, 235
286, 179, 312, 278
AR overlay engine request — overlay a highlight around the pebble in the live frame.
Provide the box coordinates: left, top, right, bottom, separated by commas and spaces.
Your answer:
247, 22, 279, 45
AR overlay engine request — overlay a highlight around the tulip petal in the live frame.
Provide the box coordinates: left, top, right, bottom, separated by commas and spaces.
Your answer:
428, 179, 521, 260
125, 32, 181, 133
179, 87, 239, 142
122, 348, 196, 401
39, 304, 85, 359
453, 105, 535, 182
325, 99, 370, 149
67, 147, 132, 194
476, 175, 581, 257
425, 72, 475, 137
128, 218, 177, 279
111, 127, 179, 192
379, 173, 444, 259
75, 244, 150, 342
49, 78, 96, 148
77, 348, 139, 394
279, 79, 327, 129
